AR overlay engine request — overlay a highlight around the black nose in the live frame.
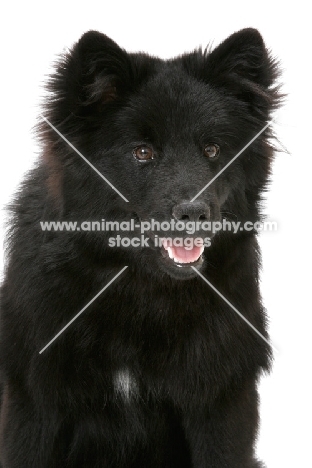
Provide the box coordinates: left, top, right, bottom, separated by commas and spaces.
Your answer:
172, 201, 210, 222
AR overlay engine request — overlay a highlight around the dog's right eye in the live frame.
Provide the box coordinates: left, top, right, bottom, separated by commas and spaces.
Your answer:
133, 146, 155, 161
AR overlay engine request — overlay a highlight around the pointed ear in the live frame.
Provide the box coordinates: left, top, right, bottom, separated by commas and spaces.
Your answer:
206, 28, 278, 88
183, 28, 281, 114
47, 31, 133, 119
73, 31, 131, 105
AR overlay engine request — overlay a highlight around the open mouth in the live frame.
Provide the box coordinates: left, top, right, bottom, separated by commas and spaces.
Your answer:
161, 238, 204, 268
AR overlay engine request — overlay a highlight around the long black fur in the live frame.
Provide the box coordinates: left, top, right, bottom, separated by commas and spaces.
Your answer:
0, 28, 281, 467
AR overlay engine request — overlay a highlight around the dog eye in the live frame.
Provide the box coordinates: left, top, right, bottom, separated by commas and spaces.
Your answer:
204, 144, 220, 159
133, 146, 155, 161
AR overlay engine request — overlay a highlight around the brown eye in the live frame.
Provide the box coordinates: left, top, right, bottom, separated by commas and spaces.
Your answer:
133, 146, 154, 161
204, 144, 220, 159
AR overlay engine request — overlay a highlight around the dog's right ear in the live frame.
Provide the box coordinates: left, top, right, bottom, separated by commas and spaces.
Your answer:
74, 31, 131, 106
46, 31, 132, 121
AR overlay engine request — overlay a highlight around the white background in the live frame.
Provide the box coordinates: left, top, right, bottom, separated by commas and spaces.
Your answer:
0, 1, 311, 466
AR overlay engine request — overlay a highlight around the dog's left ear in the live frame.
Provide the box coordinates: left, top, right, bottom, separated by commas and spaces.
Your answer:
206, 28, 277, 88
184, 28, 280, 112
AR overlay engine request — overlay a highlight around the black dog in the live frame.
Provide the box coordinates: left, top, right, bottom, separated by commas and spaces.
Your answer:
0, 28, 281, 467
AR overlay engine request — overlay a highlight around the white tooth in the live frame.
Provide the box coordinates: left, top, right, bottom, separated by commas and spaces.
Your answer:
169, 245, 205, 265
174, 255, 187, 264
162, 239, 168, 249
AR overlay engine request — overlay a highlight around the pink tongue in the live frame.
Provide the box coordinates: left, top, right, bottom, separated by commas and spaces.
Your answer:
171, 245, 202, 263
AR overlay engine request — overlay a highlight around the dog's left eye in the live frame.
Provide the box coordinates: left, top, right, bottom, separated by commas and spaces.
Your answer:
204, 144, 220, 159
133, 146, 155, 161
